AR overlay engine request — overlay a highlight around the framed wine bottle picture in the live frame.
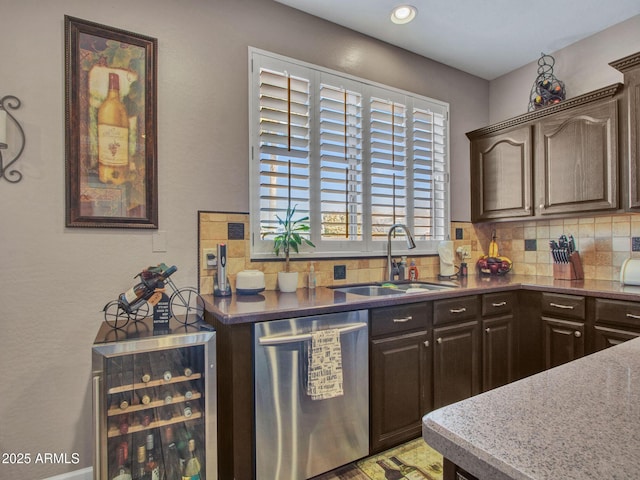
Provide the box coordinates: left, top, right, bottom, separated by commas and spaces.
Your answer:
64, 15, 158, 228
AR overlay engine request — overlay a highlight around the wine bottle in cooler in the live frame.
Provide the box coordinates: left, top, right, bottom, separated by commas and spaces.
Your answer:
112, 441, 133, 480
162, 427, 183, 480
98, 72, 129, 185
144, 433, 161, 480
182, 439, 202, 480
133, 444, 148, 480
137, 353, 153, 384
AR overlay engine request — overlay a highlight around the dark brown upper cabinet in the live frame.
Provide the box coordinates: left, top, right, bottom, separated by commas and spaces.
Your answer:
468, 83, 622, 223
536, 98, 618, 215
470, 125, 533, 221
611, 51, 640, 210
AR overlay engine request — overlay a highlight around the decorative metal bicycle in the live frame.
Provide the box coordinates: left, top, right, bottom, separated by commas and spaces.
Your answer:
103, 263, 205, 329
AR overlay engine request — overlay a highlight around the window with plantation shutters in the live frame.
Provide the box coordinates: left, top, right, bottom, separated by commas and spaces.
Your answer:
257, 67, 311, 239
250, 49, 450, 259
319, 82, 363, 241
370, 96, 408, 241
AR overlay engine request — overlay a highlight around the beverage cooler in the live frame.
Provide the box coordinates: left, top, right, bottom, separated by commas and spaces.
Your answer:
92, 318, 217, 479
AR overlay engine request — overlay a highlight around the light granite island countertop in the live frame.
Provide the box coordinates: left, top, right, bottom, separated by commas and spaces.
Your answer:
422, 337, 640, 480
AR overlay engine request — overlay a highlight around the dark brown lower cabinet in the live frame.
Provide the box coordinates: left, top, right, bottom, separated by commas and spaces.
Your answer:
482, 315, 515, 391
433, 320, 481, 409
594, 325, 640, 350
541, 317, 585, 369
370, 330, 431, 452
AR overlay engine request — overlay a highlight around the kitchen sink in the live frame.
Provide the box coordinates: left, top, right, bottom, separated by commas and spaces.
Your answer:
333, 285, 405, 296
390, 281, 458, 292
332, 281, 457, 297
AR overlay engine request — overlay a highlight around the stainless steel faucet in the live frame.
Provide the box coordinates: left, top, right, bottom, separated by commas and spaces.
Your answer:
387, 224, 416, 281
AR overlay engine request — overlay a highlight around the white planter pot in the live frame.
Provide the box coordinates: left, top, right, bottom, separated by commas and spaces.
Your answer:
277, 271, 299, 292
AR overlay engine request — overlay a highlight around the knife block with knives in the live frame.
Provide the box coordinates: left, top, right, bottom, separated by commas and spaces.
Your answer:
553, 251, 584, 280
550, 234, 584, 280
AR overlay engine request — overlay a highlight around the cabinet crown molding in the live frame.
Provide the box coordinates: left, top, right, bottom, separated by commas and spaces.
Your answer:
609, 51, 640, 73
466, 83, 623, 139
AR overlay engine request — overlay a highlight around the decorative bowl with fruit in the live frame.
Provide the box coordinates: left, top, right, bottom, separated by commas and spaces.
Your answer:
476, 255, 512, 275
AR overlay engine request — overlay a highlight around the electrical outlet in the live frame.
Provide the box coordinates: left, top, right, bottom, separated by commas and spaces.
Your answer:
334, 265, 346, 280
203, 248, 217, 269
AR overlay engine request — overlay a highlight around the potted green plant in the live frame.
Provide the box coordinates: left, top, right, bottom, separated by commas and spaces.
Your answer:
268, 204, 315, 292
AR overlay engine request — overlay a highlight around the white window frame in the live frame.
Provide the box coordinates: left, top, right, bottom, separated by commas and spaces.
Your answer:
249, 47, 450, 260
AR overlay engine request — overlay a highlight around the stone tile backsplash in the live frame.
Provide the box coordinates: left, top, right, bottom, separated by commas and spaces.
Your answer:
198, 211, 640, 294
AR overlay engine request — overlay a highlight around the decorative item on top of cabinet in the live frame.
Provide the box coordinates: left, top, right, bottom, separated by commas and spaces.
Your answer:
528, 53, 566, 111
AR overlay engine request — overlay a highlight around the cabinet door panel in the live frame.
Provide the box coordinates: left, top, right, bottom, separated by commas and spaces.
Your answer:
370, 330, 431, 452
482, 315, 515, 392
470, 125, 533, 221
537, 100, 618, 215
542, 317, 585, 369
433, 321, 480, 408
594, 325, 640, 351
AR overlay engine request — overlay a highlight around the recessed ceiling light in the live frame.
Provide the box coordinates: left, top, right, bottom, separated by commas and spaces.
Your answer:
390, 5, 417, 24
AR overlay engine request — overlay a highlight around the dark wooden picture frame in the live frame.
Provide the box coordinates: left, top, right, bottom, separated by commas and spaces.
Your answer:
65, 16, 158, 228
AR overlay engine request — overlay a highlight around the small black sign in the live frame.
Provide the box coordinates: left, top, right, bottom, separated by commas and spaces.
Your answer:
228, 222, 245, 240
153, 291, 171, 329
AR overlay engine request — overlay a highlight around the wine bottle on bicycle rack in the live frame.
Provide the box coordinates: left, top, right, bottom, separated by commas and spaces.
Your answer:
118, 265, 177, 313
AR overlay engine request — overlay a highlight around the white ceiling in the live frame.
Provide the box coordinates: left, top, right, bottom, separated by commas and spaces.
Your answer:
275, 0, 640, 80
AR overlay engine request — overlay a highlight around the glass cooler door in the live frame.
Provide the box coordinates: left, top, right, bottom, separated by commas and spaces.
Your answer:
92, 329, 216, 480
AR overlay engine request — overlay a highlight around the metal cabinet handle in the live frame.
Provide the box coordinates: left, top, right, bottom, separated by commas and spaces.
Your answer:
436, 337, 442, 344
449, 307, 467, 314
424, 340, 430, 347
549, 302, 574, 310
393, 316, 413, 323
626, 313, 640, 320
574, 331, 582, 338
539, 203, 544, 209
485, 328, 491, 333
492, 301, 507, 307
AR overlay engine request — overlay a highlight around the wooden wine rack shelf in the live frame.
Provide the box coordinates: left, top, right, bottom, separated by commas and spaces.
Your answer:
107, 372, 202, 394
107, 411, 202, 438
107, 392, 202, 417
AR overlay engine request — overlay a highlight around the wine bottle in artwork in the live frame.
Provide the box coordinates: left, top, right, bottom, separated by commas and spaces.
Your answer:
98, 72, 129, 185
376, 459, 403, 480
390, 455, 432, 479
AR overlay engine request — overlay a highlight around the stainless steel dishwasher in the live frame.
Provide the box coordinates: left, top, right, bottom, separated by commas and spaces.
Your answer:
254, 310, 369, 479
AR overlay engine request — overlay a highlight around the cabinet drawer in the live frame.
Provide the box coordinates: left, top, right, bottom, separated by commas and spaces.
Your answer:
595, 298, 640, 329
541, 293, 585, 320
482, 292, 515, 316
370, 303, 428, 337
434, 296, 479, 325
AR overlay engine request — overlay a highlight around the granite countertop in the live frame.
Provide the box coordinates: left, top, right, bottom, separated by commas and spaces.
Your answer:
422, 337, 640, 480
203, 274, 640, 325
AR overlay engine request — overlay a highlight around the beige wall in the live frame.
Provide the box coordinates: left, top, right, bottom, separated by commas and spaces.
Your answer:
0, 1, 487, 478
